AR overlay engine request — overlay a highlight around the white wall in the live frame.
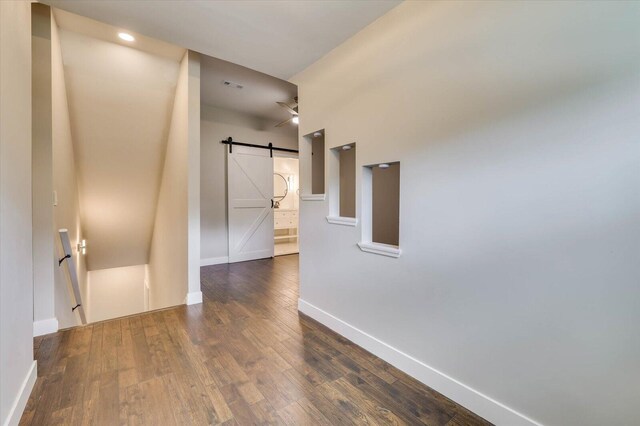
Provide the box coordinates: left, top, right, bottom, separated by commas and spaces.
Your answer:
148, 50, 201, 309
0, 2, 37, 425
87, 265, 146, 323
32, 4, 56, 333
51, 12, 85, 329
187, 52, 201, 303
292, 2, 640, 426
200, 105, 298, 262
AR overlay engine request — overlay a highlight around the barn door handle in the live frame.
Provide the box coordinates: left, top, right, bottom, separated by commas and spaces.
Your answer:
271, 199, 274, 209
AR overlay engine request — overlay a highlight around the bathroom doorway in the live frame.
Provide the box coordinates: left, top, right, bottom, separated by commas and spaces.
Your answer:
273, 156, 299, 256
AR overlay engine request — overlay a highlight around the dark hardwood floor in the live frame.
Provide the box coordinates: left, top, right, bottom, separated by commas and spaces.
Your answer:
21, 255, 491, 425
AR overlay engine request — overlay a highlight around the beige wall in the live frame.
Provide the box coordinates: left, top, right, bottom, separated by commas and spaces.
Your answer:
0, 1, 36, 424
371, 162, 399, 246
148, 51, 200, 309
293, 2, 640, 425
32, 5, 90, 330
187, 52, 201, 299
32, 4, 55, 327
200, 105, 298, 262
51, 11, 85, 329
87, 265, 146, 323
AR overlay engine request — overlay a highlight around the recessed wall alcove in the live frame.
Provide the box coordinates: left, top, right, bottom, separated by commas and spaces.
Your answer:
300, 129, 325, 201
358, 161, 401, 257
327, 143, 357, 226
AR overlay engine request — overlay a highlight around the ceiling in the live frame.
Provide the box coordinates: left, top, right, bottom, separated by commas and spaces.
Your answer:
55, 10, 183, 271
53, 8, 184, 61
200, 54, 297, 126
42, 0, 402, 79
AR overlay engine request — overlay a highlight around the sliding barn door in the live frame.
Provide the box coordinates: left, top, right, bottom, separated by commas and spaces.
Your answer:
227, 145, 274, 263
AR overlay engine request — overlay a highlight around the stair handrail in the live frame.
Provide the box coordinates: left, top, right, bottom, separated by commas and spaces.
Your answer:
58, 229, 87, 324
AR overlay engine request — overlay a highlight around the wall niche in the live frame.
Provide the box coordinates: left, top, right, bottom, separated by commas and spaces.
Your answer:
300, 129, 325, 200
327, 143, 357, 226
359, 162, 401, 257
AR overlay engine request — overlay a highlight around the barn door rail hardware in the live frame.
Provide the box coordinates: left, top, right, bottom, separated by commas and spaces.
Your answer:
221, 137, 299, 156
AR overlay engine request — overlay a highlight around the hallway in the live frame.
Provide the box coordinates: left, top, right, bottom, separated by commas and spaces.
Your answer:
21, 256, 490, 425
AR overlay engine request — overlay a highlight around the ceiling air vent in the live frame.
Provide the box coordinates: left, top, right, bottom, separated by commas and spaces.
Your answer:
223, 80, 243, 89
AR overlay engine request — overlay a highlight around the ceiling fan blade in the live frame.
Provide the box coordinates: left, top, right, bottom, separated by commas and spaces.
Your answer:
277, 101, 298, 116
275, 117, 292, 127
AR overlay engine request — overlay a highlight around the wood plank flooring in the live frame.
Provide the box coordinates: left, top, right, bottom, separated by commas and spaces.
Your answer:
21, 255, 491, 425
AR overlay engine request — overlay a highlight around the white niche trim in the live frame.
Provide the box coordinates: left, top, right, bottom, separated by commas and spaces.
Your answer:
358, 241, 401, 258
326, 216, 358, 226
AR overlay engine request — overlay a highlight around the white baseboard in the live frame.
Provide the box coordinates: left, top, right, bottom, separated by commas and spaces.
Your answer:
185, 291, 203, 305
228, 251, 273, 264
2, 360, 37, 426
298, 299, 542, 426
200, 256, 228, 266
33, 318, 58, 337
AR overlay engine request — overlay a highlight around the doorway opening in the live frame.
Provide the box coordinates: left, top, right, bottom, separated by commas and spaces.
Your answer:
199, 54, 299, 266
273, 156, 299, 256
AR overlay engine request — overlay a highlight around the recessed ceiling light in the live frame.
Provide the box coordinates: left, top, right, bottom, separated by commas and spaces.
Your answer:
313, 132, 322, 138
118, 32, 135, 42
342, 145, 352, 151
292, 116, 299, 124
378, 163, 390, 169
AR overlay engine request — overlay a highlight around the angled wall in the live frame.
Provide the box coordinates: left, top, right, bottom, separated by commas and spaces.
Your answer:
148, 50, 201, 309
32, 5, 92, 332
0, 2, 36, 425
293, 2, 640, 425
32, 4, 56, 335
55, 14, 183, 272
51, 11, 86, 329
